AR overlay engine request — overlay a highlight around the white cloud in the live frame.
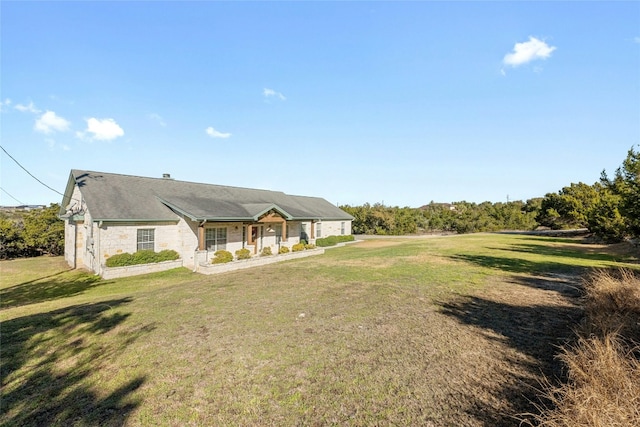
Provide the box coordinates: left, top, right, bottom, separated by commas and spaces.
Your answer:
35, 110, 71, 134
263, 87, 286, 101
45, 138, 71, 151
15, 101, 41, 113
503, 36, 556, 67
0, 98, 11, 112
83, 117, 125, 141
205, 126, 231, 139
148, 113, 167, 127
634, 36, 640, 44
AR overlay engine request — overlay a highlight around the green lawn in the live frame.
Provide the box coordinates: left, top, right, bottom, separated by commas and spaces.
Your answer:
1, 233, 638, 426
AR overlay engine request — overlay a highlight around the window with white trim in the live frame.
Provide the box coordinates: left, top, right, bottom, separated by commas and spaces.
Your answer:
315, 222, 322, 238
205, 227, 227, 251
341, 222, 345, 235
137, 229, 155, 251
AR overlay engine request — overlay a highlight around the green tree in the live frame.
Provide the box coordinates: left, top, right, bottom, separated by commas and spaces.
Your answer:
587, 188, 626, 242
537, 183, 599, 230
609, 147, 640, 238
0, 217, 26, 259
23, 204, 65, 256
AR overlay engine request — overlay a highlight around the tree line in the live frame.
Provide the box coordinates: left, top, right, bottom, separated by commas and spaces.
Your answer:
340, 200, 540, 236
342, 147, 640, 243
0, 203, 64, 259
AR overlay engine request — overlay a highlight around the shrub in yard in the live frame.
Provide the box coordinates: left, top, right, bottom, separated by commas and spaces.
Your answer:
105, 249, 179, 267
316, 235, 355, 247
212, 250, 233, 264
133, 250, 157, 264
105, 252, 135, 267
305, 243, 316, 250
235, 248, 252, 260
279, 246, 289, 254
292, 243, 306, 252
157, 249, 180, 262
261, 247, 273, 256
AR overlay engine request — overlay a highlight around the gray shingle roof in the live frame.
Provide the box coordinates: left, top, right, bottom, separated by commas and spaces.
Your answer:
61, 170, 353, 222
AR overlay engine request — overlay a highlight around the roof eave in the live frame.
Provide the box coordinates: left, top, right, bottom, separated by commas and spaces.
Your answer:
194, 216, 255, 222
91, 218, 180, 223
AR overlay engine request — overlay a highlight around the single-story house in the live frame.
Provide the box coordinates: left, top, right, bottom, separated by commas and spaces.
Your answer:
59, 170, 353, 276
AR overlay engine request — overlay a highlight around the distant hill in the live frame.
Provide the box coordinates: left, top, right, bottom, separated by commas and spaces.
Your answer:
0, 205, 46, 211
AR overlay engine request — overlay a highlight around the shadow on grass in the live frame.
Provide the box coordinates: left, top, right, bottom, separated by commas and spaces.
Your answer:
1, 298, 154, 427
441, 241, 595, 424
438, 288, 583, 426
0, 271, 107, 309
449, 252, 586, 277
502, 242, 634, 264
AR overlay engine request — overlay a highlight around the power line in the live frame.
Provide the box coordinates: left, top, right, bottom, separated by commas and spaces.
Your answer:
0, 144, 65, 197
0, 186, 25, 205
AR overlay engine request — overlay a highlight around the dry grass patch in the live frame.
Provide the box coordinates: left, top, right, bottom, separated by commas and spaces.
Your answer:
528, 269, 640, 426
351, 239, 408, 249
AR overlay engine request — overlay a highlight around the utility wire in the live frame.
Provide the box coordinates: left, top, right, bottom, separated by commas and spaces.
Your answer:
0, 186, 25, 205
0, 144, 65, 197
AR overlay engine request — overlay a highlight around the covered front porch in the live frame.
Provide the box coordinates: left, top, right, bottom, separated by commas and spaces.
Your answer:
193, 208, 317, 259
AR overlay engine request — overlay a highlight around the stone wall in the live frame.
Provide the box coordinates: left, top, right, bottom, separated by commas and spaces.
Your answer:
196, 247, 325, 275
101, 259, 184, 280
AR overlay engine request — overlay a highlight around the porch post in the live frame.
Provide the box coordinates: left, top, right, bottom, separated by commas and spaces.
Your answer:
198, 224, 205, 250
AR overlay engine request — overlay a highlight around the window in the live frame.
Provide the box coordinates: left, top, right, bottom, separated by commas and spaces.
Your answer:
315, 222, 322, 238
341, 222, 345, 235
205, 227, 227, 251
137, 229, 155, 251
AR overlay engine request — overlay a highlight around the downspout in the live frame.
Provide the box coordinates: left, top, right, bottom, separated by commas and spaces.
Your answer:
70, 218, 77, 269
193, 245, 199, 273
87, 220, 95, 273
95, 221, 101, 276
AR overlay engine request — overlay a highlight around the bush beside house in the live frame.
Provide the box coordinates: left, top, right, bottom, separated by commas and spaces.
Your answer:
235, 248, 252, 260
105, 250, 179, 267
212, 250, 233, 264
315, 235, 355, 247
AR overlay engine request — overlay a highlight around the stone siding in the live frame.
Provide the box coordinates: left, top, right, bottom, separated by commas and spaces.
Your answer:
98, 221, 180, 263
316, 220, 352, 238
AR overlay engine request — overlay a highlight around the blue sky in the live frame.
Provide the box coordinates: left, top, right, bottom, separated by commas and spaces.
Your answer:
1, 1, 639, 208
